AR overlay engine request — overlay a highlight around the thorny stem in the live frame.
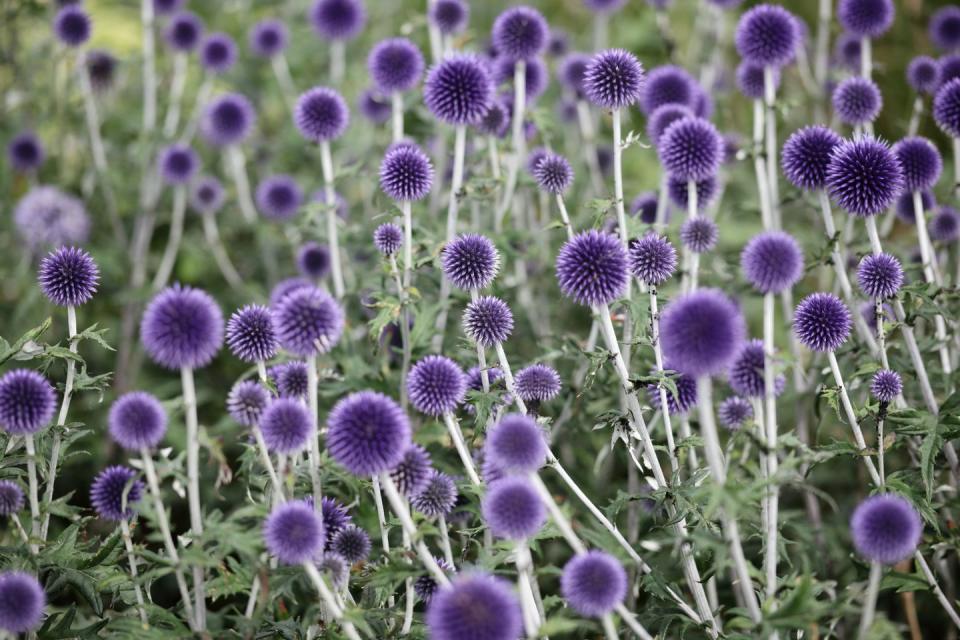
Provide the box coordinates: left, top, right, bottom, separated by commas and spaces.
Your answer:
762, 292, 780, 600
379, 474, 452, 585
302, 562, 363, 640
825, 352, 882, 486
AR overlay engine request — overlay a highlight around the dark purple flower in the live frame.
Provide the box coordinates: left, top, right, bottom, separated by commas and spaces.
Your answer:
475, 97, 509, 137
941, 53, 960, 85
660, 289, 746, 377
373, 223, 403, 256
647, 104, 694, 147
13, 186, 90, 249
408, 356, 467, 416
90, 466, 143, 521
165, 11, 204, 52
558, 52, 590, 96
463, 296, 514, 348
369, 38, 425, 94
259, 398, 314, 454
740, 231, 804, 295
0, 370, 55, 435
826, 137, 904, 217
249, 19, 288, 58
485, 414, 547, 474
86, 49, 117, 93
0, 572, 45, 634
793, 292, 851, 352
53, 5, 91, 47
514, 364, 561, 403
389, 444, 433, 498
441, 234, 499, 291
560, 551, 627, 617
727, 339, 785, 398
358, 88, 391, 124
850, 494, 922, 565
718, 396, 753, 430
37, 246, 99, 307
736, 61, 779, 100
935, 77, 960, 138
317, 552, 349, 589
667, 174, 718, 211
832, 76, 882, 125
630, 192, 659, 224
659, 116, 723, 181
201, 93, 256, 146
556, 230, 628, 307
834, 32, 862, 71
895, 189, 934, 224
548, 29, 569, 57
0, 481, 24, 516
533, 153, 573, 194
294, 87, 349, 142
893, 136, 943, 192
857, 253, 903, 299
190, 176, 225, 215
157, 143, 199, 186
273, 361, 308, 398
296, 242, 331, 280
273, 286, 344, 357
838, 0, 894, 39
264, 500, 324, 564
629, 233, 677, 287
412, 469, 458, 516
255, 175, 303, 221
327, 391, 411, 476
871, 369, 902, 403
309, 0, 366, 41
199, 32, 237, 74
7, 131, 44, 173
332, 525, 371, 563
493, 56, 549, 102
583, 48, 645, 110
321, 497, 352, 543
109, 391, 167, 451
430, 0, 469, 35
491, 6, 548, 62
141, 285, 224, 370
227, 380, 269, 427
415, 558, 454, 603
781, 125, 842, 191
154, 0, 185, 15
640, 65, 698, 115
426, 573, 522, 640
931, 206, 960, 243
907, 56, 941, 95
648, 372, 698, 414
482, 475, 545, 539
931, 6, 960, 52
424, 54, 495, 125
226, 305, 278, 364
680, 218, 719, 254
380, 143, 434, 201
735, 4, 799, 67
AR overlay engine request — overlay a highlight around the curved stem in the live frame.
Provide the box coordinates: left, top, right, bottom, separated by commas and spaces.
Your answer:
437, 513, 455, 566
825, 352, 881, 485
916, 551, 960, 630
163, 52, 188, 138
201, 212, 244, 290
120, 519, 149, 626
302, 562, 363, 640
179, 75, 212, 145
431, 126, 467, 352
442, 413, 481, 487
379, 474, 452, 585
271, 54, 297, 112
152, 186, 187, 291
493, 343, 528, 414
227, 145, 258, 225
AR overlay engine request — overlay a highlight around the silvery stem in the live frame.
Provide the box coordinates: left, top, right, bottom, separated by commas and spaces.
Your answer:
916, 551, 960, 630
753, 99, 773, 230
120, 518, 149, 626
391, 92, 404, 142
329, 41, 345, 84
814, 0, 832, 86
24, 436, 39, 555
252, 426, 283, 501
649, 289, 680, 474
613, 109, 635, 365
825, 352, 882, 485
180, 75, 212, 145
271, 54, 297, 111
442, 413, 481, 486
401, 525, 415, 635
655, 172, 670, 228
13, 516, 31, 551
856, 562, 882, 640
227, 145, 258, 224
388, 255, 413, 410
860, 37, 872, 79
163, 52, 188, 138
469, 290, 491, 393
431, 125, 468, 352
614, 603, 656, 640
495, 61, 527, 226
953, 138, 960, 199
306, 355, 323, 508
438, 513, 455, 566
487, 136, 501, 182
426, 0, 441, 63
201, 212, 244, 290
602, 614, 619, 640
908, 96, 924, 136
529, 473, 586, 553
302, 562, 363, 640
141, 0, 157, 133
763, 292, 780, 599
514, 541, 540, 636
494, 343, 528, 414
370, 475, 392, 554
180, 367, 206, 629
379, 474, 452, 585
555, 195, 575, 240
764, 67, 781, 229
687, 180, 700, 292
911, 191, 953, 374
320, 141, 345, 299
152, 186, 187, 291
576, 100, 604, 195
891, 299, 939, 416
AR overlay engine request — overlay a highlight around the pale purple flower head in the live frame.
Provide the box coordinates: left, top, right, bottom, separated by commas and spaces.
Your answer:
871, 369, 903, 403
408, 356, 467, 416
158, 144, 199, 185
389, 444, 433, 498
226, 305, 278, 364
533, 153, 573, 194
838, 0, 894, 39
369, 38, 425, 94
892, 136, 943, 192
680, 218, 719, 254
647, 104, 694, 147
296, 242, 331, 280
260, 398, 314, 454
109, 391, 167, 450
8, 132, 45, 173
309, 0, 366, 41
273, 286, 344, 357
629, 233, 677, 286
154, 0, 185, 15
736, 61, 779, 99
37, 246, 99, 307
560, 551, 627, 618
165, 11, 204, 52
294, 87, 349, 142
53, 5, 91, 47
585, 0, 627, 13
850, 494, 922, 565
482, 475, 546, 539
0, 572, 45, 634
430, 0, 469, 35
332, 525, 371, 563
249, 19, 288, 58
424, 54, 495, 125
558, 52, 590, 97
358, 88, 391, 123
0, 481, 24, 516
264, 500, 324, 564
834, 32, 862, 71
90, 465, 143, 521
935, 77, 960, 138
648, 372, 698, 415
13, 186, 90, 249
441, 234, 500, 291
199, 32, 237, 74
630, 192, 659, 224
857, 253, 903, 299
658, 116, 723, 181
514, 364, 562, 403
832, 76, 882, 125
475, 97, 509, 137
931, 6, 960, 52
0, 370, 56, 435
492, 6, 549, 61
327, 391, 411, 476
660, 289, 746, 377
583, 48, 645, 109
412, 470, 458, 516
931, 206, 960, 243
201, 93, 256, 146
464, 296, 514, 348
426, 573, 522, 640
493, 57, 549, 102
556, 230, 628, 306
190, 176, 226, 215
781, 125, 842, 191
740, 231, 804, 295
826, 137, 904, 217
907, 56, 941, 95
895, 189, 935, 223
415, 558, 455, 603
728, 339, 785, 398
227, 380, 269, 427
255, 175, 303, 221
380, 143, 434, 201
735, 4, 799, 67
667, 174, 718, 211
640, 65, 698, 115
718, 396, 753, 430
485, 414, 547, 474
373, 223, 403, 256
793, 292, 851, 352
141, 285, 224, 370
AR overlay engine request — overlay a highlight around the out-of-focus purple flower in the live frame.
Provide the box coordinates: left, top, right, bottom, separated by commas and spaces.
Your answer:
0, 481, 24, 516
294, 87, 349, 142
408, 356, 467, 416
7, 131, 44, 174
0, 572, 45, 634
630, 192, 659, 224
838, 0, 894, 39
833, 32, 862, 72
190, 176, 225, 215
269, 277, 312, 308
935, 77, 960, 138
491, 6, 549, 62
389, 444, 433, 498
14, 186, 90, 249
369, 38, 425, 94
273, 361, 309, 398
426, 573, 522, 640
907, 56, 941, 95
255, 175, 303, 221
832, 76, 881, 125
727, 339, 785, 398
358, 88, 391, 124
485, 414, 547, 474
584, 0, 627, 13
201, 93, 256, 146
931, 205, 960, 243
583, 48, 645, 110
249, 19, 288, 58
90, 466, 143, 521
424, 54, 495, 125
273, 286, 344, 356
109, 391, 167, 450
941, 53, 960, 85
660, 289, 746, 377
482, 475, 545, 539
412, 469, 458, 516
893, 136, 943, 192
264, 500, 324, 564
297, 242, 331, 280
199, 32, 237, 74
741, 231, 804, 294
648, 372, 698, 415
895, 189, 934, 224
332, 525, 371, 563
53, 5, 91, 47
680, 218, 719, 254
931, 6, 960, 52
493, 56, 549, 102
165, 11, 204, 52
415, 558, 454, 603
327, 391, 411, 476
514, 364, 561, 404
736, 61, 779, 100
141, 285, 224, 370
640, 65, 698, 115
85, 49, 117, 93
560, 551, 627, 618
158, 143, 199, 185
719, 396, 753, 430
735, 4, 799, 68
309, 0, 366, 41
647, 104, 694, 147
558, 52, 590, 97
260, 398, 314, 454
475, 97, 509, 137
430, 0, 469, 35
850, 493, 922, 564
667, 174, 718, 211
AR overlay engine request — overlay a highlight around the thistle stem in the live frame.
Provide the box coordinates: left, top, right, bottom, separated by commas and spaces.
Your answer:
162, 52, 188, 138
227, 145, 258, 224
908, 96, 924, 136
180, 75, 212, 145
856, 562, 882, 640
686, 179, 700, 292
514, 541, 541, 636
391, 91, 404, 142
612, 108, 635, 365
152, 185, 187, 291
252, 426, 283, 502
649, 289, 680, 475
494, 343, 528, 414
431, 125, 467, 352
271, 54, 297, 112
141, 0, 157, 134
306, 355, 323, 509
442, 412, 481, 487
320, 140, 345, 299
576, 100, 604, 196
762, 291, 781, 601
488, 136, 501, 181
764, 67, 781, 229
495, 61, 527, 228
555, 194, 575, 240
753, 99, 773, 230
915, 551, 960, 630
329, 41, 345, 85
825, 351, 882, 485
469, 290, 491, 393
302, 562, 363, 640
180, 367, 206, 629
370, 475, 392, 554
390, 255, 413, 409
201, 212, 244, 290
24, 436, 39, 555
437, 513, 455, 566
120, 518, 149, 626
379, 474, 452, 585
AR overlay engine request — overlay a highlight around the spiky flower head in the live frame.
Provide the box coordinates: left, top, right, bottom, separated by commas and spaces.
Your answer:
629, 233, 677, 286
373, 223, 403, 256
718, 396, 753, 430
424, 54, 495, 125
249, 19, 288, 58
931, 6, 960, 52
274, 361, 309, 399
199, 32, 237, 74
475, 97, 509, 137
415, 558, 455, 603
893, 136, 943, 192
158, 144, 199, 185
412, 469, 458, 516
309, 0, 366, 41
907, 56, 941, 95
327, 391, 411, 477
558, 52, 591, 97
727, 339, 786, 399
463, 296, 514, 348
389, 444, 433, 498
680, 217, 719, 254
735, 4, 799, 67
648, 372, 698, 415
141, 285, 224, 370
264, 500, 324, 565
560, 551, 628, 618
735, 60, 779, 99
0, 572, 45, 634
332, 525, 371, 563
640, 64, 698, 115
380, 143, 434, 201
491, 6, 549, 61
226, 305, 278, 364
857, 253, 903, 299
781, 125, 843, 191
832, 76, 882, 125
408, 356, 467, 416
793, 292, 852, 352
294, 87, 349, 142
53, 5, 91, 47
667, 174, 717, 211
190, 176, 225, 215
227, 380, 269, 427
514, 364, 561, 403
740, 231, 804, 295
0, 369, 56, 436
935, 77, 960, 138
482, 475, 546, 539
556, 230, 628, 307
426, 573, 522, 640
259, 398, 314, 455
533, 153, 574, 194
826, 137, 904, 217
441, 234, 500, 291
850, 494, 922, 565
838, 0, 894, 39
485, 414, 547, 474
583, 48, 645, 110
630, 192, 659, 224
871, 369, 902, 403
201, 93, 256, 146
37, 246, 99, 307
646, 103, 693, 148
658, 116, 723, 181
321, 497, 352, 544
273, 286, 344, 357
109, 391, 167, 451
90, 466, 143, 521
369, 38, 425, 94
660, 289, 746, 378
931, 205, 960, 243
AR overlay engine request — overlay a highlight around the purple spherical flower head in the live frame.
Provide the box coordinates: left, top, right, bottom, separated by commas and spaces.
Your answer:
735, 4, 799, 67
109, 391, 167, 451
558, 52, 590, 96
269, 277, 312, 309
493, 57, 549, 102
931, 206, 960, 243
380, 143, 434, 201
895, 189, 935, 223
476, 97, 509, 137
273, 286, 344, 357
648, 372, 698, 415
486, 414, 547, 474
680, 218, 719, 254
441, 234, 500, 291
719, 396, 753, 430
273, 361, 308, 398
0, 481, 24, 516
463, 296, 513, 348
736, 61, 780, 100
640, 65, 698, 115
37, 246, 99, 307
826, 137, 904, 217
667, 174, 718, 211
548, 29, 569, 57
907, 56, 941, 95
259, 398, 314, 454
838, 0, 894, 38
561, 551, 627, 618
373, 223, 403, 256
941, 53, 960, 85
154, 0, 185, 15
728, 339, 785, 398
53, 5, 91, 47
190, 176, 225, 215
514, 364, 561, 403
358, 88, 391, 123
332, 524, 371, 563
935, 78, 960, 138
200, 32, 237, 74
327, 391, 411, 476
389, 444, 433, 498
932, 6, 960, 52
492, 6, 548, 62
408, 356, 467, 416
556, 230, 628, 307
141, 285, 224, 370
468, 365, 503, 391
317, 552, 349, 589
412, 469, 458, 516
583, 48, 645, 110
740, 231, 804, 295
427, 573, 522, 640
832, 76, 882, 126
297, 242, 331, 280
630, 192, 659, 224
249, 19, 288, 58
202, 93, 256, 146
430, 0, 469, 35
14, 186, 90, 249
90, 465, 143, 521
264, 500, 324, 564
647, 104, 694, 148
227, 380, 269, 427
659, 116, 723, 181
793, 292, 851, 352
415, 558, 455, 603
781, 125, 843, 191
660, 289, 746, 377
294, 87, 349, 142
482, 475, 545, 539
851, 494, 922, 565
857, 253, 903, 299
533, 153, 573, 194
834, 32, 862, 71
310, 0, 366, 41
226, 305, 278, 364
319, 497, 352, 544
629, 233, 677, 286
7, 131, 44, 173
526, 146, 549, 175
369, 38, 425, 94
255, 175, 303, 221
870, 369, 902, 403
0, 572, 45, 634
0, 370, 56, 436
893, 136, 943, 192
165, 11, 204, 52
424, 54, 495, 125
158, 144, 199, 185
86, 49, 117, 93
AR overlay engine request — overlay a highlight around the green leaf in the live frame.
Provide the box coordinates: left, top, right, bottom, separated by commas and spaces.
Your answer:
0, 317, 51, 365
919, 424, 942, 501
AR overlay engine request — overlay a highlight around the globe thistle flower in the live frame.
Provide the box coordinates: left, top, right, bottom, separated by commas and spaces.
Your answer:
272, 362, 307, 399
629, 233, 677, 286
931, 206, 960, 243
630, 192, 659, 224
37, 246, 99, 308
227, 380, 269, 427
475, 97, 509, 137
320, 497, 352, 544
379, 143, 434, 201
14, 186, 90, 249
7, 131, 44, 174
680, 218, 719, 254
415, 558, 455, 603
269, 277, 312, 308
109, 391, 167, 451
850, 494, 922, 565
832, 76, 882, 125
373, 223, 403, 256
740, 231, 804, 295
332, 525, 371, 563
727, 339, 786, 398
893, 136, 943, 193
659, 116, 723, 181
558, 52, 590, 97
718, 396, 753, 430
369, 38, 425, 94
389, 444, 433, 498
934, 78, 960, 138
408, 356, 467, 416
533, 153, 573, 194
297, 242, 331, 281
249, 19, 288, 58
309, 0, 366, 41
485, 414, 547, 474
201, 93, 256, 146
482, 475, 545, 539
264, 500, 324, 565
857, 253, 904, 299
648, 372, 698, 414
259, 398, 314, 455
90, 466, 144, 521
294, 87, 349, 142
358, 88, 392, 124
495, 57, 550, 101
327, 391, 411, 477
667, 174, 718, 211
189, 176, 225, 215
942, 53, 960, 85
412, 469, 458, 516
165, 11, 204, 52
525, 146, 549, 176
199, 32, 237, 74
273, 286, 344, 357
838, 0, 894, 39
53, 5, 91, 47
736, 60, 779, 100
583, 48, 645, 110
640, 65, 698, 115
141, 285, 224, 370
660, 289, 746, 378
560, 551, 627, 618
585, 0, 627, 12
154, 0, 185, 15
793, 292, 852, 352
867, 369, 903, 405
907, 56, 941, 95
157, 144, 199, 186
423, 54, 495, 125
0, 481, 24, 516
895, 189, 935, 224
463, 296, 514, 348
556, 230, 628, 307
547, 29, 569, 57
255, 175, 303, 221
426, 573, 522, 640
491, 6, 548, 62
735, 4, 799, 68
226, 305, 278, 364
430, 0, 469, 35
514, 364, 561, 404
441, 234, 500, 291
781, 125, 843, 191
826, 138, 904, 217
0, 572, 45, 634
85, 49, 117, 93
0, 369, 56, 435
467, 366, 503, 392
834, 32, 862, 72
931, 6, 960, 52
